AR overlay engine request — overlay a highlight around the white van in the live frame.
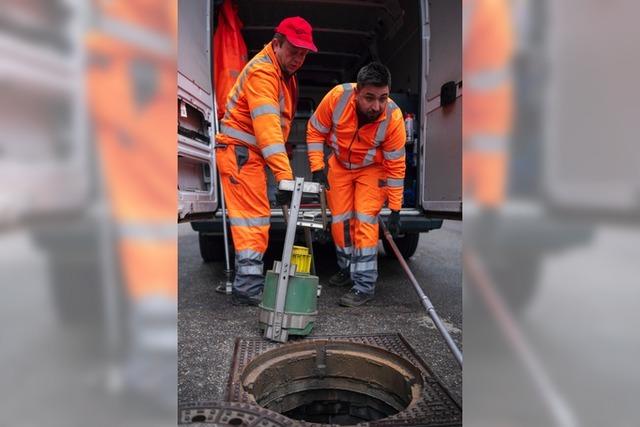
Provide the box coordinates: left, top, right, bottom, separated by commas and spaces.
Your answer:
178, 0, 462, 260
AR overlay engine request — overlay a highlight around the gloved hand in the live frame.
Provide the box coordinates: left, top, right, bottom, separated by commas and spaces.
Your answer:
312, 169, 329, 190
387, 210, 401, 238
275, 188, 292, 207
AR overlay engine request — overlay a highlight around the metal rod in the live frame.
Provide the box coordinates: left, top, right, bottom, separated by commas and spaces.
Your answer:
379, 218, 463, 368
213, 96, 232, 294
265, 178, 305, 342
304, 227, 316, 276
218, 174, 233, 293
464, 249, 577, 427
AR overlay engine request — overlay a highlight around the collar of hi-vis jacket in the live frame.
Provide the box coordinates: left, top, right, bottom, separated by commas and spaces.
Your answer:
326, 83, 399, 169
266, 42, 299, 111
219, 41, 298, 149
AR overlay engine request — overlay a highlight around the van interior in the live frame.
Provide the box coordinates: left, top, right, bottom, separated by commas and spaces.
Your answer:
219, 0, 424, 209
178, 0, 461, 220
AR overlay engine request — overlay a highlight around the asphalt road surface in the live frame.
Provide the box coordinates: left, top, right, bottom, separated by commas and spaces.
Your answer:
178, 220, 463, 407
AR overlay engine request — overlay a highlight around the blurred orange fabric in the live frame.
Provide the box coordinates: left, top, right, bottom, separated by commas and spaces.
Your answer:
86, 0, 177, 299
463, 0, 514, 207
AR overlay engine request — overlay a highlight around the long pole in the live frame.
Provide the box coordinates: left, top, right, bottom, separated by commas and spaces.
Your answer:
379, 219, 463, 368
219, 176, 233, 293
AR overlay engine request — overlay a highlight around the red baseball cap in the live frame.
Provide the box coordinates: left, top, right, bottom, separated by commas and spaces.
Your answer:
275, 16, 317, 53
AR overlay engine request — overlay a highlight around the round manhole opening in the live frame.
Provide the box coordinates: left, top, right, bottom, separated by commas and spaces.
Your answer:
240, 340, 424, 425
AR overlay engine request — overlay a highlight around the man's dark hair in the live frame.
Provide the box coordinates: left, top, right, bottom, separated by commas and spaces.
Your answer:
357, 62, 391, 89
273, 32, 286, 45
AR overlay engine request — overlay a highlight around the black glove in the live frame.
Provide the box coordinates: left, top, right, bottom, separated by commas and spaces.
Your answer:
275, 188, 292, 207
387, 210, 401, 238
312, 169, 329, 190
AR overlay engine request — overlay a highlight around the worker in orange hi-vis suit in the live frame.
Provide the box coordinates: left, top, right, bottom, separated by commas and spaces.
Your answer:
85, 0, 177, 401
463, 0, 514, 208
216, 17, 317, 306
306, 62, 406, 307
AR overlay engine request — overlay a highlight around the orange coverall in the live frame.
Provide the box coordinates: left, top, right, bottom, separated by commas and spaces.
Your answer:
86, 0, 177, 301
307, 83, 406, 294
215, 41, 296, 296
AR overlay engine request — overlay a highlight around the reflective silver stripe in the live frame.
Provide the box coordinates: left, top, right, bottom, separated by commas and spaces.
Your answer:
100, 16, 173, 56
336, 158, 369, 170
326, 84, 355, 161
237, 265, 263, 275
307, 142, 324, 152
383, 147, 406, 160
310, 114, 330, 134
118, 222, 176, 241
374, 102, 398, 146
353, 247, 378, 265
251, 104, 280, 119
467, 67, 512, 91
330, 133, 340, 155
220, 124, 257, 145
336, 245, 352, 269
332, 83, 354, 124
236, 249, 263, 261
350, 260, 377, 272
463, 0, 478, 47
261, 143, 286, 158
225, 55, 272, 118
354, 246, 378, 257
229, 217, 270, 227
387, 178, 404, 187
336, 246, 353, 255
279, 89, 287, 129
355, 212, 378, 224
469, 135, 508, 152
361, 147, 378, 167
332, 211, 353, 223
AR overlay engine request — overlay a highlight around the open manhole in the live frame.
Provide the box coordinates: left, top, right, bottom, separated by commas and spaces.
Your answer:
224, 334, 462, 426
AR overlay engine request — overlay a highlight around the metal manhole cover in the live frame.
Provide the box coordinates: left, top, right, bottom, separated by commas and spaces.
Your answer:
179, 401, 295, 426
223, 333, 461, 426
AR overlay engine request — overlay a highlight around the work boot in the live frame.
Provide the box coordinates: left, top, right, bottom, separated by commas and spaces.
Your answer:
339, 289, 374, 307
328, 269, 352, 287
231, 291, 263, 306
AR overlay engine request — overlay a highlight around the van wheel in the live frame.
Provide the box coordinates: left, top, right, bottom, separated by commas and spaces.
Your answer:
198, 233, 233, 263
383, 232, 420, 259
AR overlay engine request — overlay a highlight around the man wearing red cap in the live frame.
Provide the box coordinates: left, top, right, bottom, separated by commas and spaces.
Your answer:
216, 17, 317, 305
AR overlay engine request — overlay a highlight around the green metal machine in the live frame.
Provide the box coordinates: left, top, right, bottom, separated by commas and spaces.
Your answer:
258, 270, 318, 336
260, 178, 327, 342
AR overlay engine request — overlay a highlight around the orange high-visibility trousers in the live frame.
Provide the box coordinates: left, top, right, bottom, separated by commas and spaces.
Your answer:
216, 144, 271, 296
326, 156, 387, 295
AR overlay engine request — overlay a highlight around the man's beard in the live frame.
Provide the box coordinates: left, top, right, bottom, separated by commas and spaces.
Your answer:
357, 108, 382, 125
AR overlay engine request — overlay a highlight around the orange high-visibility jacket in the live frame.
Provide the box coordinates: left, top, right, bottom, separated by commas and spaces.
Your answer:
463, 0, 513, 143
216, 41, 296, 183
307, 83, 406, 210
463, 0, 514, 206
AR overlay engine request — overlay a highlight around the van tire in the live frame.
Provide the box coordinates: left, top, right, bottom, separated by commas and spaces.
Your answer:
383, 232, 420, 259
199, 233, 234, 264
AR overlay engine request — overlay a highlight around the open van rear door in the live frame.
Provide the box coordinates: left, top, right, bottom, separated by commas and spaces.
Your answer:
420, 0, 462, 217
177, 0, 218, 221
